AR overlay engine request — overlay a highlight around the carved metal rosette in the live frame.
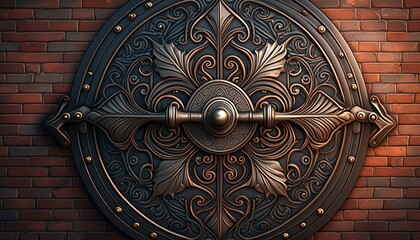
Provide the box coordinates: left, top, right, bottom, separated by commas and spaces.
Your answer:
46, 1, 395, 239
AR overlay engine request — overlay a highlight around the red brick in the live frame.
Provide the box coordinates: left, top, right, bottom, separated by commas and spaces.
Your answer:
3, 199, 35, 209
411, 9, 420, 19
52, 188, 88, 199
349, 188, 374, 198
0, 104, 22, 114
0, 63, 24, 73
50, 20, 78, 31
381, 74, 417, 83
72, 9, 94, 19
20, 210, 50, 220
389, 221, 420, 231
17, 20, 49, 31
407, 146, 420, 156
374, 188, 404, 198
37, 199, 74, 209
0, 9, 33, 19
360, 21, 386, 31
402, 63, 420, 73
0, 94, 42, 103
388, 21, 407, 31
19, 42, 47, 52
3, 136, 31, 145
372, 0, 403, 7
355, 221, 387, 231
354, 52, 376, 62
2, 32, 30, 41
388, 136, 409, 145
369, 210, 405, 220
324, 9, 356, 19
25, 63, 41, 73
8, 167, 48, 177
42, 63, 78, 73
0, 178, 32, 187
5, 221, 46, 231
408, 21, 420, 31
34, 178, 72, 188
374, 147, 406, 156
385, 94, 414, 103
407, 210, 420, 220
78, 20, 105, 31
358, 43, 379, 52
364, 157, 387, 166
359, 199, 384, 209
82, 0, 127, 8
314, 232, 340, 240
74, 221, 106, 231
400, 125, 420, 135
397, 84, 420, 93
343, 210, 366, 220
356, 9, 380, 19
375, 167, 414, 176
381, 42, 418, 52
377, 53, 401, 62
17, 0, 59, 8
7, 52, 63, 63
381, 9, 409, 20
410, 137, 420, 145
406, 0, 420, 7
47, 222, 72, 231
362, 63, 400, 73
30, 32, 65, 42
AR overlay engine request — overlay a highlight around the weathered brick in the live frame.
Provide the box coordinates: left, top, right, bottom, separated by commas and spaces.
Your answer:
9, 146, 49, 156
47, 42, 89, 52
381, 42, 418, 52
381, 9, 409, 20
374, 188, 404, 198
50, 20, 78, 31
389, 221, 420, 231
369, 210, 405, 220
5, 221, 46, 231
343, 32, 386, 41
72, 9, 94, 19
19, 188, 52, 199
355, 221, 387, 231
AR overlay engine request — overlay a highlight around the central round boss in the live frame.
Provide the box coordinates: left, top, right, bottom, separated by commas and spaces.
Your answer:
184, 80, 257, 154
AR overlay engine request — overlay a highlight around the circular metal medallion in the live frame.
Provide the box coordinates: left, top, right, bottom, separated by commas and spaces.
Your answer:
46, 0, 395, 239
185, 80, 256, 154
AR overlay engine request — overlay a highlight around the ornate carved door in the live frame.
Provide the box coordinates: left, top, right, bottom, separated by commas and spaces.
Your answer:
46, 0, 395, 239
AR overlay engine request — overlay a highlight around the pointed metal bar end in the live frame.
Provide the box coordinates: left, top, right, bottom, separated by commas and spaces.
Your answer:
368, 95, 396, 147
45, 95, 71, 147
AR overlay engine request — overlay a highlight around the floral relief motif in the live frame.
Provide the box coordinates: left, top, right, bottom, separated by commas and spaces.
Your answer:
59, 0, 393, 239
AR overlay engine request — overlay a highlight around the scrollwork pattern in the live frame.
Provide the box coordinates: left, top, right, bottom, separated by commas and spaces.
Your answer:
95, 0, 348, 239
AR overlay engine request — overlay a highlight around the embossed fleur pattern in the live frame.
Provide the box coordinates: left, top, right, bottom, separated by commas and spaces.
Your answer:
93, 0, 358, 239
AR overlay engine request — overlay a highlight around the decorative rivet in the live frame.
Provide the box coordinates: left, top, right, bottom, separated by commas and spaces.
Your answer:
369, 113, 377, 122
63, 96, 70, 102
300, 222, 307, 228
145, 2, 153, 9
318, 25, 326, 34
351, 84, 358, 91
85, 156, 92, 164
357, 112, 366, 120
133, 222, 140, 229
339, 52, 345, 58
114, 206, 122, 214
114, 25, 122, 33
316, 208, 324, 215
282, 232, 289, 239
157, 23, 164, 29
62, 113, 71, 122
371, 96, 378, 102
150, 232, 157, 239
347, 156, 356, 163
82, 84, 90, 92
347, 73, 354, 79
87, 71, 93, 77
128, 13, 136, 20
302, 9, 308, 15
370, 140, 377, 146
74, 112, 83, 120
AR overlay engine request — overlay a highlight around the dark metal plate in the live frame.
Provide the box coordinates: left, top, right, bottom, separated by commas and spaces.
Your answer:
45, 0, 395, 239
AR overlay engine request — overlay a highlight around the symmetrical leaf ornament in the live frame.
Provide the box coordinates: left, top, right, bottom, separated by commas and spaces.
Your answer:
45, 0, 396, 239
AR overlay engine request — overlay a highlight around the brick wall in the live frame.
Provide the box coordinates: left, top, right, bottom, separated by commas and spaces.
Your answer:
0, 0, 419, 239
